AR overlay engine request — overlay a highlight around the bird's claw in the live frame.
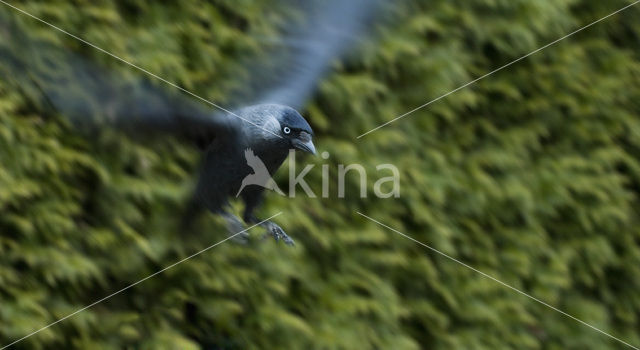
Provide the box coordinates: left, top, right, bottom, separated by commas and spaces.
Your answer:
262, 223, 295, 246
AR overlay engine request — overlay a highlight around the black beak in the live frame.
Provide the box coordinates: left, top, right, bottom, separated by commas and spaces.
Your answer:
292, 132, 316, 155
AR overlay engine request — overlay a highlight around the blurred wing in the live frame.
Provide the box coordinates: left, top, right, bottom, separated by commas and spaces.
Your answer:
0, 12, 239, 150
235, 0, 384, 109
0, 0, 384, 148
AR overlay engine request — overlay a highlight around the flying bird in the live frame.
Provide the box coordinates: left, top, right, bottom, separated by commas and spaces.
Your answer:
194, 104, 315, 245
0, 0, 382, 245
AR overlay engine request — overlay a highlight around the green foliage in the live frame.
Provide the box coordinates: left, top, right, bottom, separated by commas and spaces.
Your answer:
1, 0, 640, 349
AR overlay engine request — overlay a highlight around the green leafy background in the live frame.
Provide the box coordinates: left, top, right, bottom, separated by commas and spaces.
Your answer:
1, 0, 640, 349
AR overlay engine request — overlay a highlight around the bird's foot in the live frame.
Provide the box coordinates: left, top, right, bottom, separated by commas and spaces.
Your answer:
222, 212, 249, 244
261, 221, 295, 246
231, 231, 250, 244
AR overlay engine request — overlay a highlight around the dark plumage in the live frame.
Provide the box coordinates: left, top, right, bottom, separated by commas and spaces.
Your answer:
189, 104, 316, 245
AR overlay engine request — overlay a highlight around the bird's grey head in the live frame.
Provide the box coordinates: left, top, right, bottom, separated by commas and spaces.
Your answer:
240, 104, 316, 155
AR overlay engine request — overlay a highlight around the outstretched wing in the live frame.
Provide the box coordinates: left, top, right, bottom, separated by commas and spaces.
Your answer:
0, 0, 384, 147
0, 10, 240, 150
237, 0, 384, 109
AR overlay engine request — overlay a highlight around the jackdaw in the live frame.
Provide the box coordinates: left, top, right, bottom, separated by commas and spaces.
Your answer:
189, 104, 316, 245
0, 0, 383, 245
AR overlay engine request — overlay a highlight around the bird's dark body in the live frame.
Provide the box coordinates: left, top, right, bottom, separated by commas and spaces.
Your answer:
185, 104, 314, 244
196, 131, 289, 221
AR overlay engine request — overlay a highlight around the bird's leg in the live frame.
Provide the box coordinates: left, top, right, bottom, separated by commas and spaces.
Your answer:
243, 202, 295, 246
220, 211, 249, 244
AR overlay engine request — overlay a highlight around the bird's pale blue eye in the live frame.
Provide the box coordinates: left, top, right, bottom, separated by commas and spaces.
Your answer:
283, 126, 291, 134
